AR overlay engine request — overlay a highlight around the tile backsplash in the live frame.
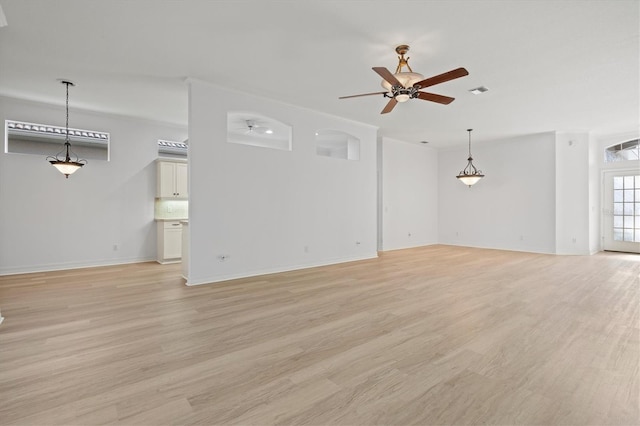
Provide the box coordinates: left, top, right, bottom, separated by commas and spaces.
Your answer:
155, 199, 189, 219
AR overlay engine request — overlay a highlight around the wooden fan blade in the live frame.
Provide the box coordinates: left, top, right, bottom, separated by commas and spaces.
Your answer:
413, 67, 469, 89
372, 67, 403, 88
416, 92, 455, 105
339, 91, 388, 99
381, 98, 398, 114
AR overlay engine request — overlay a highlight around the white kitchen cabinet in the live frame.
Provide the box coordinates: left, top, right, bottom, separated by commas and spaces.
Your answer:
157, 221, 182, 263
157, 160, 188, 199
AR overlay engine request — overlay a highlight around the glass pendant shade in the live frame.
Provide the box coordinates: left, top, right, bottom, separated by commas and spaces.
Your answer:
46, 80, 86, 178
377, 47, 427, 104
381, 72, 424, 92
50, 157, 84, 177
457, 174, 484, 187
456, 129, 484, 187
381, 72, 423, 103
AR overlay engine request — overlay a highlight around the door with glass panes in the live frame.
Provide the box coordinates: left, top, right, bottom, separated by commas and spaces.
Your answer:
603, 170, 640, 253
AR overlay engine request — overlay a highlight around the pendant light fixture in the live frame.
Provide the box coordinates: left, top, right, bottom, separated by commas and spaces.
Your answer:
456, 128, 484, 187
46, 80, 86, 178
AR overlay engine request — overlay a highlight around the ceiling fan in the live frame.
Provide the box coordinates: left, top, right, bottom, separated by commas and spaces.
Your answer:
244, 120, 271, 134
232, 119, 273, 136
339, 45, 469, 114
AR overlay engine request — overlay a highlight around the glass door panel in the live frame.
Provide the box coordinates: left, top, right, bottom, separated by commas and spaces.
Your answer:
603, 170, 640, 253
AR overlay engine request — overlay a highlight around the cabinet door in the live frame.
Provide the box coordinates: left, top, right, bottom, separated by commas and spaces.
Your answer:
164, 227, 182, 259
158, 162, 177, 198
175, 163, 188, 198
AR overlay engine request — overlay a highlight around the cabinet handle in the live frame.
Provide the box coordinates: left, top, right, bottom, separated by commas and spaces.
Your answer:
172, 223, 180, 226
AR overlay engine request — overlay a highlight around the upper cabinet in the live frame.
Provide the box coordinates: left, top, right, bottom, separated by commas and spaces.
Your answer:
157, 160, 188, 199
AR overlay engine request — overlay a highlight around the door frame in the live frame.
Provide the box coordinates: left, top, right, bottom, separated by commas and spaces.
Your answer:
601, 168, 640, 253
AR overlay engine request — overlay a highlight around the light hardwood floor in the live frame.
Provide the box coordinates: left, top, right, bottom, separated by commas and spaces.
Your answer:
0, 245, 638, 425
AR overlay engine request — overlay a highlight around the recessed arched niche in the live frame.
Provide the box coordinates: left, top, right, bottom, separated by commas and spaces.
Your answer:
315, 129, 360, 161
227, 112, 292, 151
5, 119, 110, 161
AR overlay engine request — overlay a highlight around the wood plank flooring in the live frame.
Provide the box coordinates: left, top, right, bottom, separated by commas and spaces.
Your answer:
0, 245, 638, 425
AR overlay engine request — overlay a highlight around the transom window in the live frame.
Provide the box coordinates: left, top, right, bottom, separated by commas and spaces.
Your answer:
605, 139, 639, 163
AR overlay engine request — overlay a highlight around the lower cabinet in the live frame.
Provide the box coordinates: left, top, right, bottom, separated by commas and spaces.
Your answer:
157, 221, 182, 263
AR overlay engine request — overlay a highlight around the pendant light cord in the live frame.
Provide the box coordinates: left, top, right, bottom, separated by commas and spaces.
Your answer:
64, 81, 71, 160
467, 128, 473, 159
47, 79, 86, 178
65, 82, 70, 144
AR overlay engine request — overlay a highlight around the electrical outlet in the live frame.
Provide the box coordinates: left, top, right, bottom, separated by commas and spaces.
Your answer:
113, 244, 119, 251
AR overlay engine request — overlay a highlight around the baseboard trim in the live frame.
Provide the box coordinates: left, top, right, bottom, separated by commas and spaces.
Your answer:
186, 252, 379, 286
380, 241, 438, 252
436, 241, 556, 255
0, 257, 157, 276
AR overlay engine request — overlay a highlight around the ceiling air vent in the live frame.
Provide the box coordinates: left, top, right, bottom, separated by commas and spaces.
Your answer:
469, 86, 489, 95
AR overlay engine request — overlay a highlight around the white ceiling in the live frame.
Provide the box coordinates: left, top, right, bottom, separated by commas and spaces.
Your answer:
0, 0, 638, 148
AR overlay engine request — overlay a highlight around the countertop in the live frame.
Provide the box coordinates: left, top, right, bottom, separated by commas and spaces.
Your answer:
155, 218, 188, 222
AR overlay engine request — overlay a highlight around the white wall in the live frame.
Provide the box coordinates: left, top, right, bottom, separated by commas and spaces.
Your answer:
588, 132, 601, 254
0, 96, 187, 274
555, 132, 590, 255
438, 133, 557, 254
381, 137, 438, 251
187, 80, 378, 285
2, 91, 629, 278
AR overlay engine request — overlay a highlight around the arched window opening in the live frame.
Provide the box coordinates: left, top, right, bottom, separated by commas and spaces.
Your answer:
605, 139, 639, 163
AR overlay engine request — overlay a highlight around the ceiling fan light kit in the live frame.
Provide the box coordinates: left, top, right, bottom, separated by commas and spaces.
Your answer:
380, 45, 423, 103
339, 45, 468, 114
